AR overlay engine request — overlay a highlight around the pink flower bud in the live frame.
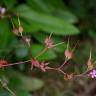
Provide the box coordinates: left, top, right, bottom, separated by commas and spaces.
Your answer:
12, 28, 19, 35
44, 37, 53, 48
0, 60, 8, 68
40, 62, 49, 72
89, 69, 96, 78
30, 59, 40, 70
64, 49, 73, 59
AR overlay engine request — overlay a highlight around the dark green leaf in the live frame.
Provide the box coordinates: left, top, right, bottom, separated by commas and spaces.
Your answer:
2, 0, 17, 10
7, 70, 44, 91
16, 90, 30, 96
26, 0, 51, 13
20, 76, 44, 91
53, 10, 78, 23
16, 5, 80, 35
0, 19, 14, 49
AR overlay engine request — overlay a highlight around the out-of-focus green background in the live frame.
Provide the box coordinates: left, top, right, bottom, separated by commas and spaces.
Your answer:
0, 0, 96, 96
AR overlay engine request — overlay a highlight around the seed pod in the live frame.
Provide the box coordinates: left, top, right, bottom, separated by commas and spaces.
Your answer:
18, 26, 23, 35
64, 49, 73, 60
64, 73, 74, 80
25, 37, 31, 46
87, 51, 93, 70
12, 28, 19, 36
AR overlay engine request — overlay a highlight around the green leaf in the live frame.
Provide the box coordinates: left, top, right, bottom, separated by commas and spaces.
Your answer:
26, 0, 66, 13
16, 5, 80, 35
20, 76, 44, 91
44, 0, 66, 9
53, 10, 78, 23
16, 90, 30, 96
7, 70, 44, 91
31, 44, 57, 61
8, 76, 21, 90
2, 0, 17, 10
26, 0, 52, 13
0, 19, 14, 49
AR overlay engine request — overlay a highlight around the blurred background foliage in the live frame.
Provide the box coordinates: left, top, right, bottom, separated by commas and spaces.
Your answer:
0, 0, 96, 96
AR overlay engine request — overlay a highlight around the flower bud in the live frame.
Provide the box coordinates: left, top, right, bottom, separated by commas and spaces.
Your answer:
25, 37, 31, 46
0, 7, 6, 15
89, 69, 96, 78
87, 51, 93, 70
18, 26, 23, 35
12, 28, 19, 35
64, 73, 74, 80
64, 49, 73, 60
44, 37, 53, 48
0, 60, 8, 68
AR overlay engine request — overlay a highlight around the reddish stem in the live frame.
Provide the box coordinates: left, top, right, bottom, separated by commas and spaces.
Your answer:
47, 67, 66, 75
1, 60, 31, 68
59, 59, 69, 69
